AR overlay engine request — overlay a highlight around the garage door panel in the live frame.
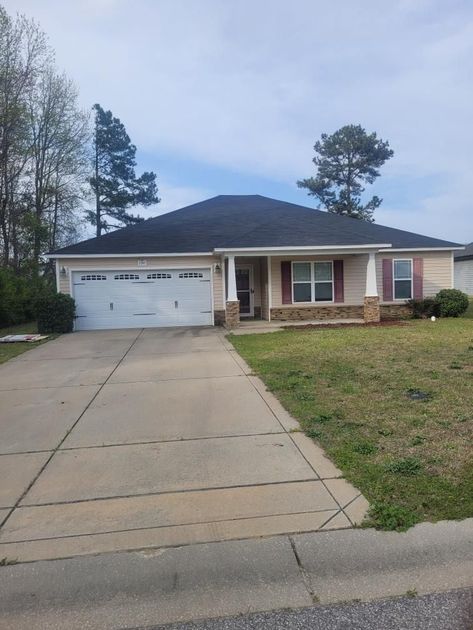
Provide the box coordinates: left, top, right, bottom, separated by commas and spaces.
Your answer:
72, 269, 212, 330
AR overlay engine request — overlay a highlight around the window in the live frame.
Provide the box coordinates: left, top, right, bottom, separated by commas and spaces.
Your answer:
80, 274, 106, 281
147, 273, 171, 279
114, 273, 139, 280
292, 262, 333, 303
179, 272, 203, 278
393, 259, 412, 300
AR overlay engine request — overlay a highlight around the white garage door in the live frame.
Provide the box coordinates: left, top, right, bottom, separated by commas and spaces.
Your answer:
72, 269, 213, 330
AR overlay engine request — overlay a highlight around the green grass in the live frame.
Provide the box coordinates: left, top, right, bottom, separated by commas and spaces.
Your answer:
230, 319, 473, 530
0, 322, 53, 365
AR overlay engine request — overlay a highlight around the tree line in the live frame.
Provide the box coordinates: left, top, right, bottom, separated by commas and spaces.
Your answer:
0, 6, 159, 279
0, 4, 394, 286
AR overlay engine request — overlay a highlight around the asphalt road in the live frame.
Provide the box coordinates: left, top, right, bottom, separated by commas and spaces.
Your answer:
145, 588, 473, 630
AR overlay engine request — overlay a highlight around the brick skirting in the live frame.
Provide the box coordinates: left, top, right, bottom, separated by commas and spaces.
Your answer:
270, 305, 364, 321
380, 304, 413, 320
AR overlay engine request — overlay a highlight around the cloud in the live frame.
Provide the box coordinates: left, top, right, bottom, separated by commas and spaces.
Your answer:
4, 0, 473, 241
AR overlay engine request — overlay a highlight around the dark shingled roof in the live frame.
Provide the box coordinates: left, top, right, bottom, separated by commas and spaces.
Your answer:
454, 242, 473, 261
51, 195, 461, 255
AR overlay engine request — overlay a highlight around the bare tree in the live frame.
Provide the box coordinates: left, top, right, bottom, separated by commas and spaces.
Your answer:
28, 68, 89, 266
0, 7, 48, 267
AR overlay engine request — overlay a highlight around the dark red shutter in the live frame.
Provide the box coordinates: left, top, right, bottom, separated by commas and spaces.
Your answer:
333, 260, 344, 303
281, 261, 292, 304
383, 259, 393, 301
413, 258, 423, 299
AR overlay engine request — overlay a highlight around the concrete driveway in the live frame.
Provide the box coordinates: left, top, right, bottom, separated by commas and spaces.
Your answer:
0, 327, 367, 563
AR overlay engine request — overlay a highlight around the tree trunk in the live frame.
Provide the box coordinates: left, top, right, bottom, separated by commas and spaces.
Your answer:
95, 127, 101, 238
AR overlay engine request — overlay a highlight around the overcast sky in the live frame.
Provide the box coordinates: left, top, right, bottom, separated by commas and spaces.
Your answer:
4, 0, 472, 242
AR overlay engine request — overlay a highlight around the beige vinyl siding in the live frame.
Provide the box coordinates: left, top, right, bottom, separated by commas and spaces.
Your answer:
270, 255, 367, 307
56, 255, 224, 310
376, 251, 453, 303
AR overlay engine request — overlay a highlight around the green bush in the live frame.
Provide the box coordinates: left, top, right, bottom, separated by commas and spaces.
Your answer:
407, 298, 438, 319
36, 292, 75, 334
435, 289, 469, 317
0, 268, 45, 328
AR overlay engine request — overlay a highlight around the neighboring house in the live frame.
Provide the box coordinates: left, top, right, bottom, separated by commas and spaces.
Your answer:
454, 243, 473, 296
48, 195, 462, 330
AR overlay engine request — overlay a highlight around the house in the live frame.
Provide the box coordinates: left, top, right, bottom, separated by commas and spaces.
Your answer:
48, 195, 462, 330
454, 243, 473, 296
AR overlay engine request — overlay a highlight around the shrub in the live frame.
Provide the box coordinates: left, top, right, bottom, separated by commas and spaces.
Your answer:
0, 268, 47, 328
36, 292, 75, 334
434, 289, 469, 317
407, 298, 438, 319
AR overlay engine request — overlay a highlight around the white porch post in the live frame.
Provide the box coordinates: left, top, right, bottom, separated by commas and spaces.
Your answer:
365, 252, 378, 296
364, 251, 380, 323
267, 255, 272, 322
225, 254, 240, 328
227, 254, 238, 301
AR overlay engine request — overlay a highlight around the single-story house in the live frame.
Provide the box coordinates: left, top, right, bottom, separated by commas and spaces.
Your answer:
48, 195, 462, 330
454, 243, 473, 296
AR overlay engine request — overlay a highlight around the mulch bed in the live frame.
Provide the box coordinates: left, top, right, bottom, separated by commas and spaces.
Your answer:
281, 320, 410, 330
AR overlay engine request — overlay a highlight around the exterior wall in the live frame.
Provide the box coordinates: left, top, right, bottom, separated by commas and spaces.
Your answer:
376, 251, 453, 303
56, 255, 224, 311
454, 259, 473, 296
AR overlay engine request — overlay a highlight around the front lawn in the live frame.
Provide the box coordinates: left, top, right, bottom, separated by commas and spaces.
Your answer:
0, 322, 52, 365
230, 319, 473, 530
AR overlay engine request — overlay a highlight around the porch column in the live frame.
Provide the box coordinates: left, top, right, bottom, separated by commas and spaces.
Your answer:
364, 252, 380, 323
225, 254, 240, 328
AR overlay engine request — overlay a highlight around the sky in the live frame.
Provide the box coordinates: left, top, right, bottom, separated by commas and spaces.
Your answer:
4, 0, 472, 242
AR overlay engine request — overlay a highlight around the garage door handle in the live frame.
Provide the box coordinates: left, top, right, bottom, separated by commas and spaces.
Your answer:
174, 301, 178, 308
110, 303, 114, 311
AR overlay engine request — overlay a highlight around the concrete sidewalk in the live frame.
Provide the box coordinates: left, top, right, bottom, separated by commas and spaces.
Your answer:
1, 518, 473, 630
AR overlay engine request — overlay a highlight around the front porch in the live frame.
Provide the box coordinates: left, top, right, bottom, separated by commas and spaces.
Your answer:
230, 317, 366, 335
220, 249, 385, 329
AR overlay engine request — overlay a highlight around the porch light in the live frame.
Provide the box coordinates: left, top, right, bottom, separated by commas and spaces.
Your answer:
60, 266, 67, 275
214, 263, 221, 273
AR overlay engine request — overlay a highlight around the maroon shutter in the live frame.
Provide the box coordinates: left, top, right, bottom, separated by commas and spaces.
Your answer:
383, 259, 393, 301
333, 260, 344, 303
413, 258, 423, 299
281, 261, 292, 304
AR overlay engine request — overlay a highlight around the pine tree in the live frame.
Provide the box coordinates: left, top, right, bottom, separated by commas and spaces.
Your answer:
297, 124, 393, 222
89, 104, 159, 236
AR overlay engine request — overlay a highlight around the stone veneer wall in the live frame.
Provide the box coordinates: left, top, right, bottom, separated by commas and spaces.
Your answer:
225, 300, 240, 328
363, 296, 380, 323
270, 305, 364, 321
380, 304, 413, 320
214, 310, 226, 326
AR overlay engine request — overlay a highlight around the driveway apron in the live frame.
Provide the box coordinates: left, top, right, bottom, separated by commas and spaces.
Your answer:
0, 327, 365, 562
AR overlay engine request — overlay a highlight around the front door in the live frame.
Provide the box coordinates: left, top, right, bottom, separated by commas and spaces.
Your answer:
236, 266, 254, 317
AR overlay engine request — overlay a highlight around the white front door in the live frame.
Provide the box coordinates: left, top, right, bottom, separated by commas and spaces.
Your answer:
72, 269, 213, 330
236, 265, 254, 317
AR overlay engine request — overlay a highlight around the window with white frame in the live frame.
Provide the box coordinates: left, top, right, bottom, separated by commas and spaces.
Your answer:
393, 259, 412, 300
292, 261, 333, 303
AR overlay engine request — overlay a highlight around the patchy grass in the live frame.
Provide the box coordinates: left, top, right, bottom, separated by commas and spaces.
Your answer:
0, 322, 53, 365
230, 319, 473, 530
461, 299, 473, 319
